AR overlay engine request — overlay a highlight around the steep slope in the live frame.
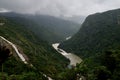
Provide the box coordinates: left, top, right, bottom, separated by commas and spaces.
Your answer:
0, 17, 69, 79
59, 8, 120, 58
29, 15, 80, 43
0, 12, 80, 43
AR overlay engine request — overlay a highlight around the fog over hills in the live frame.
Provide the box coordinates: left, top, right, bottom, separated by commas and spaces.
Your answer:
61, 15, 86, 24
58, 8, 120, 80
59, 8, 120, 58
0, 12, 81, 43
1, 0, 120, 80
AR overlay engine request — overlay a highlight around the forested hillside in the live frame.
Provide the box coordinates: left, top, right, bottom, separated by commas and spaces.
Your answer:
0, 12, 80, 43
59, 9, 120, 58
58, 8, 120, 80
0, 17, 69, 79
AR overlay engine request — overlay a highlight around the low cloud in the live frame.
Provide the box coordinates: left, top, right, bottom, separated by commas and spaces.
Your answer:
0, 0, 120, 17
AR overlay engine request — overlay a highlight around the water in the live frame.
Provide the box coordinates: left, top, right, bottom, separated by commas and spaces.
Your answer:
66, 36, 71, 40
52, 43, 82, 66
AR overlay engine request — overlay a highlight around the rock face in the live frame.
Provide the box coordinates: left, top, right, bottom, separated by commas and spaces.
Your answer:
59, 8, 120, 58
0, 45, 11, 64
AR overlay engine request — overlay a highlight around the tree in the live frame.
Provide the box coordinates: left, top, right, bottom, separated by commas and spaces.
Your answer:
94, 66, 111, 80
0, 45, 11, 64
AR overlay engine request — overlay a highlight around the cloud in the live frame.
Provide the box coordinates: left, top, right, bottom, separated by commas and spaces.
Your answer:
0, 0, 120, 17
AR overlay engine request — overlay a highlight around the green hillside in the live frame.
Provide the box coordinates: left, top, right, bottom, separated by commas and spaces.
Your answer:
0, 17, 69, 79
0, 12, 80, 43
58, 8, 120, 80
59, 8, 120, 58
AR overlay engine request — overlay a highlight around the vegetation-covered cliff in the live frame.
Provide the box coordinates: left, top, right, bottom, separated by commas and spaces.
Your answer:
58, 8, 120, 80
0, 12, 80, 43
59, 8, 120, 58
0, 17, 69, 80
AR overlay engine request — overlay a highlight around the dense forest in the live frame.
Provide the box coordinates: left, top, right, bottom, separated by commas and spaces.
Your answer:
59, 9, 120, 80
0, 17, 69, 80
1, 8, 120, 80
59, 9, 120, 58
57, 50, 120, 80
0, 12, 80, 43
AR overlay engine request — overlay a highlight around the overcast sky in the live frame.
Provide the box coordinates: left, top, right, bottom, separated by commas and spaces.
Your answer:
0, 0, 120, 17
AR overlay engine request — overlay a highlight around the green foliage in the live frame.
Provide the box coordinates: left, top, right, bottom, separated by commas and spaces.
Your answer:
93, 66, 111, 80
67, 50, 120, 80
0, 17, 69, 79
0, 45, 10, 64
0, 13, 80, 43
0, 72, 48, 80
59, 9, 120, 58
59, 9, 120, 79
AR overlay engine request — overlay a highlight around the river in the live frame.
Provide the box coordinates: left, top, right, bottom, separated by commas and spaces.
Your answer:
0, 36, 52, 80
52, 43, 82, 66
0, 36, 27, 64
0, 36, 82, 80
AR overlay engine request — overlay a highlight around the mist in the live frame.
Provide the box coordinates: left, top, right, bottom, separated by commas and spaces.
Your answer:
0, 0, 120, 17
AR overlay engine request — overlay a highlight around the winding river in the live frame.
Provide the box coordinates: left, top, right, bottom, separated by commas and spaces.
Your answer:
52, 43, 82, 66
0, 36, 28, 64
0, 36, 52, 80
0, 36, 82, 80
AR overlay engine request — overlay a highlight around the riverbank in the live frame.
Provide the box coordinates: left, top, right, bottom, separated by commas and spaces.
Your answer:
52, 43, 82, 66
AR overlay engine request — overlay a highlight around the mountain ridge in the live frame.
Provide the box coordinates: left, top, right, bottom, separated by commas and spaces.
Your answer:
0, 12, 80, 43
0, 17, 69, 79
57, 8, 120, 80
59, 8, 120, 58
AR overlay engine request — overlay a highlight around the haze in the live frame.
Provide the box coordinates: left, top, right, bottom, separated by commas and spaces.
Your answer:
0, 0, 120, 17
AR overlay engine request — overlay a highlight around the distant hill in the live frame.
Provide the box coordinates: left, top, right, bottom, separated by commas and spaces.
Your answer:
0, 12, 80, 43
59, 8, 120, 58
0, 17, 69, 79
59, 8, 120, 80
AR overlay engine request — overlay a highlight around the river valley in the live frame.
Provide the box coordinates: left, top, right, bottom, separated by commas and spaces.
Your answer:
52, 43, 82, 66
